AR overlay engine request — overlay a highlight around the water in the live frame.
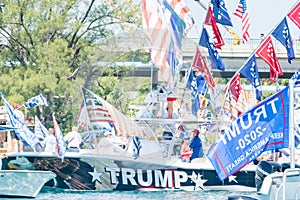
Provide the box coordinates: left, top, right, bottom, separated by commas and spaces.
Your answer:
2, 189, 259, 200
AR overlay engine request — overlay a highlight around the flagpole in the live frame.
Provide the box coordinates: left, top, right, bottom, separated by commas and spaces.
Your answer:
289, 79, 295, 168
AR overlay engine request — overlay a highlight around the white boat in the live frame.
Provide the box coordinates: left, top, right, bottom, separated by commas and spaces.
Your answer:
0, 170, 56, 198
257, 166, 300, 200
1, 84, 257, 192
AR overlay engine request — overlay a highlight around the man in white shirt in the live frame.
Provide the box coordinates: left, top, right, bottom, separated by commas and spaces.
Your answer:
44, 128, 57, 153
64, 126, 82, 152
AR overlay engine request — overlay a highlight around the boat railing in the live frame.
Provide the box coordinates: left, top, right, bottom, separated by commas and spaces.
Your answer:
280, 168, 300, 200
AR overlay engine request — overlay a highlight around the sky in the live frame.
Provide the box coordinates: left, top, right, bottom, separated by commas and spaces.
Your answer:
185, 0, 299, 40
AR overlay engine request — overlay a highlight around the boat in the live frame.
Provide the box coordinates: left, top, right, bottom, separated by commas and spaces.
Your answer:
0, 82, 258, 192
0, 169, 56, 198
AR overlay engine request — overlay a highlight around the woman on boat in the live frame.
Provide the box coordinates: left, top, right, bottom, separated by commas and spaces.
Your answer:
180, 137, 192, 162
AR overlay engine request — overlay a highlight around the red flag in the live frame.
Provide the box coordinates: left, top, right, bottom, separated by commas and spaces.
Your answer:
256, 36, 283, 83
229, 73, 242, 102
204, 6, 213, 25
287, 1, 300, 29
192, 47, 215, 91
204, 6, 224, 49
236, 87, 247, 116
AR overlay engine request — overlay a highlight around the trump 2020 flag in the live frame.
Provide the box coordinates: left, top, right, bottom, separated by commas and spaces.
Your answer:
23, 94, 48, 108
272, 17, 295, 64
207, 86, 290, 180
291, 69, 300, 86
1, 94, 41, 150
240, 55, 262, 101
210, 0, 233, 26
187, 71, 201, 116
199, 27, 225, 71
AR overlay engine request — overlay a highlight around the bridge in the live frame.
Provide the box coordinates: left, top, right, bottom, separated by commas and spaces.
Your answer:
182, 38, 300, 78
102, 36, 300, 80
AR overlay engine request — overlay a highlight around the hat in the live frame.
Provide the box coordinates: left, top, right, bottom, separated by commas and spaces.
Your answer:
193, 129, 200, 135
178, 125, 183, 130
12, 103, 19, 109
104, 131, 112, 136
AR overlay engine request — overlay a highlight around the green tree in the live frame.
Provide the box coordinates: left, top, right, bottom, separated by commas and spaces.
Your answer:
0, 0, 141, 132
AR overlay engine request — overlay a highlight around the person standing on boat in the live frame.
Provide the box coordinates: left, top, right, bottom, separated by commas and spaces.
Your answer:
43, 128, 57, 153
98, 131, 127, 153
176, 125, 189, 140
64, 126, 82, 152
0, 153, 7, 170
189, 129, 204, 161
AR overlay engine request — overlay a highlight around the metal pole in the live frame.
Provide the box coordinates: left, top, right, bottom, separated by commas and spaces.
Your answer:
289, 79, 295, 168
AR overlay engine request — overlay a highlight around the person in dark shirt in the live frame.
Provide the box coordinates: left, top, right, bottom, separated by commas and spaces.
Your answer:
189, 129, 203, 161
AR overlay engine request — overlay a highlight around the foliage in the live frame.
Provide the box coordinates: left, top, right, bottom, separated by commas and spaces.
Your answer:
0, 0, 142, 133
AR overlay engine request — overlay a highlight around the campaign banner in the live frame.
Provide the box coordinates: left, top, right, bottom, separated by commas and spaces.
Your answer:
207, 86, 290, 180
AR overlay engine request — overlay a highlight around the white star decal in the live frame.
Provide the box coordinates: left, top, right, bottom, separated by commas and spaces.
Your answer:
188, 171, 197, 181
228, 175, 238, 183
189, 171, 207, 190
88, 167, 103, 183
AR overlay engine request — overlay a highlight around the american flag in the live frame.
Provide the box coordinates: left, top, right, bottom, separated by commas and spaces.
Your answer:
142, 0, 193, 84
166, 0, 194, 34
82, 87, 145, 137
53, 113, 66, 160
77, 101, 90, 131
234, 0, 250, 43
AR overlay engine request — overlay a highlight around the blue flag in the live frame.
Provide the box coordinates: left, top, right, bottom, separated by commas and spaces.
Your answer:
186, 71, 206, 116
207, 87, 290, 180
133, 136, 142, 159
291, 69, 300, 86
196, 75, 208, 95
1, 95, 41, 149
199, 27, 225, 71
272, 17, 295, 64
187, 71, 198, 115
23, 94, 48, 108
167, 40, 178, 76
186, 70, 194, 89
240, 55, 262, 101
210, 0, 233, 26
